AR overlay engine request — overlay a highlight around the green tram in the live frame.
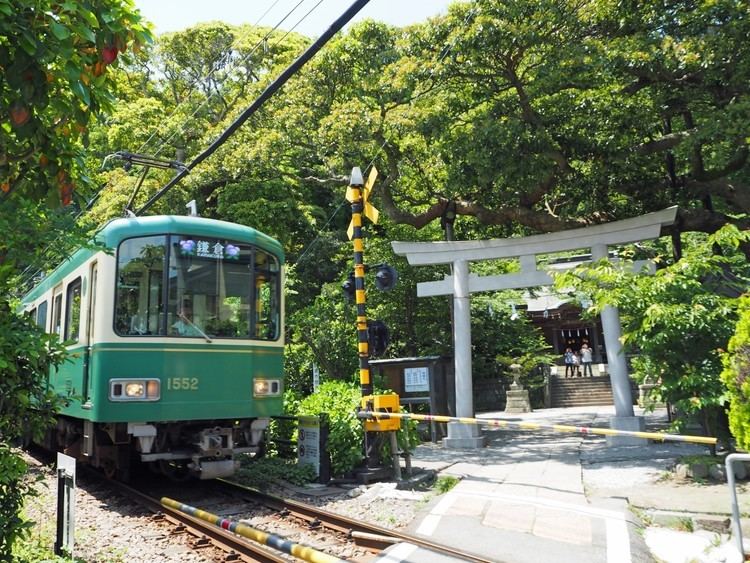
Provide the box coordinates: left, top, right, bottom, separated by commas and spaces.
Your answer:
21, 215, 284, 479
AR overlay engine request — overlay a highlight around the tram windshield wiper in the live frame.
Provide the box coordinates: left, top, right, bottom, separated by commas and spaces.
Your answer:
179, 313, 213, 343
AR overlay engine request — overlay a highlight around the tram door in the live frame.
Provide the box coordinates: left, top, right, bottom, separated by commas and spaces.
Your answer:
82, 262, 97, 403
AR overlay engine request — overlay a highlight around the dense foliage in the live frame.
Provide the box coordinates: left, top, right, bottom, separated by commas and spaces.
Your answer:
0, 307, 66, 558
0, 0, 150, 556
722, 296, 750, 451
554, 226, 750, 438
284, 381, 419, 477
4, 0, 750, 524
72, 1, 750, 401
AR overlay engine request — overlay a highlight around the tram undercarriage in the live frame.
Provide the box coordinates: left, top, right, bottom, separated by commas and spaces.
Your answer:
48, 416, 269, 480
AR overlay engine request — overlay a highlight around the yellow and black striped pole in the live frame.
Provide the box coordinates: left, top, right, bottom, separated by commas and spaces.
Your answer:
356, 410, 717, 445
347, 167, 372, 397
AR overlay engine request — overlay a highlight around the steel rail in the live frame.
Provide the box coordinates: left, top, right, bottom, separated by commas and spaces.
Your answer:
106, 478, 287, 563
219, 480, 495, 563
162, 497, 348, 563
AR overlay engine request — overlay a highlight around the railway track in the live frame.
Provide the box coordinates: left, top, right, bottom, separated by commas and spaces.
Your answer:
100, 474, 493, 562
214, 479, 494, 562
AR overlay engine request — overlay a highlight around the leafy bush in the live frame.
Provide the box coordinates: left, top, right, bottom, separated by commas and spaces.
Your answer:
0, 307, 65, 559
233, 457, 317, 488
295, 381, 364, 476
721, 295, 750, 450
290, 380, 420, 477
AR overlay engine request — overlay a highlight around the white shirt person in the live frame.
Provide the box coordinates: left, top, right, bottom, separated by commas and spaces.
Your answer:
580, 343, 594, 376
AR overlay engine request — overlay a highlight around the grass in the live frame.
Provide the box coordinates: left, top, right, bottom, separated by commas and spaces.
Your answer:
414, 474, 461, 509
232, 455, 317, 488
433, 475, 459, 494
678, 454, 721, 465
629, 506, 654, 528
675, 516, 695, 533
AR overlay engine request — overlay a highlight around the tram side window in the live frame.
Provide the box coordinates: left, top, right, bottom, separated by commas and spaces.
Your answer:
115, 236, 166, 336
253, 250, 279, 340
37, 300, 48, 330
64, 277, 82, 342
52, 293, 63, 337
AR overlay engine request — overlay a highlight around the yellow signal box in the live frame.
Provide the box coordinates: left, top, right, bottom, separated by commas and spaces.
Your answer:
361, 393, 401, 432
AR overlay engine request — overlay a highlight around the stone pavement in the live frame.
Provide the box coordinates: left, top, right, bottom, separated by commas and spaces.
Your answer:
377, 405, 749, 563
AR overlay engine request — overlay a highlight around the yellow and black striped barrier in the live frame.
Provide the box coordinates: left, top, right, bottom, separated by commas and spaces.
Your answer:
161, 497, 349, 563
356, 410, 717, 445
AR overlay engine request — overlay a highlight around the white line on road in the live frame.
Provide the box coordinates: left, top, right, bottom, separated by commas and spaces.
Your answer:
375, 542, 419, 562
414, 489, 632, 563
415, 494, 455, 536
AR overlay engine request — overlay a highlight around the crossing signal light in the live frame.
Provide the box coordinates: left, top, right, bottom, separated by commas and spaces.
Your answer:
368, 320, 390, 357
342, 273, 356, 300
374, 264, 398, 291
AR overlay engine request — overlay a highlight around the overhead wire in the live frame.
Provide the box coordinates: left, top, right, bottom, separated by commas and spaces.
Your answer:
135, 0, 372, 216
82, 0, 294, 226
293, 8, 478, 265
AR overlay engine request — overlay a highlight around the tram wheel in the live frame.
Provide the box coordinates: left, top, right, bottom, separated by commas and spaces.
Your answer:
159, 460, 191, 482
102, 459, 117, 479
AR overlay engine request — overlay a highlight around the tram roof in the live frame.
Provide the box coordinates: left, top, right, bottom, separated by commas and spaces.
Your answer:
21, 215, 284, 305
98, 215, 284, 256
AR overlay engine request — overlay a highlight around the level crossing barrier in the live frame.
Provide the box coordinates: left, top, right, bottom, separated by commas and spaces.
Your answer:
357, 410, 717, 445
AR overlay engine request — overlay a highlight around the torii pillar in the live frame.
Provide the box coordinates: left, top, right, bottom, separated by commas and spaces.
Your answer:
392, 207, 677, 449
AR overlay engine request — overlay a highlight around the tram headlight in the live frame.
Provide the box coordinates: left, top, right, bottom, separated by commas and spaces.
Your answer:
109, 378, 161, 401
253, 378, 281, 397
125, 382, 144, 397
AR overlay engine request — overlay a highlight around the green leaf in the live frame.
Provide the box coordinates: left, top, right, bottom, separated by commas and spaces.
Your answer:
71, 22, 96, 43
64, 61, 80, 82
50, 21, 70, 41
70, 80, 91, 107
76, 7, 100, 29
20, 31, 38, 56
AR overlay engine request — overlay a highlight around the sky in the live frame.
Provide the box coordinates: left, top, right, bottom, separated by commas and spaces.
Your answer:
133, 0, 456, 37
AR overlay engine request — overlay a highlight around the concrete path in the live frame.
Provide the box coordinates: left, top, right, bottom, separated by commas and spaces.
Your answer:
377, 406, 748, 563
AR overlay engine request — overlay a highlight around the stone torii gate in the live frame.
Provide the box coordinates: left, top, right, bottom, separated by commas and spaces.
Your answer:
391, 207, 678, 448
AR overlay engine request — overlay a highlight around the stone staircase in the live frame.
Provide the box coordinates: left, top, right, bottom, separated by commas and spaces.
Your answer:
550, 375, 636, 408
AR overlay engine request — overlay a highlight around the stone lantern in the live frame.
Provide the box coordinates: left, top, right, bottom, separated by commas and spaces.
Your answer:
505, 360, 532, 413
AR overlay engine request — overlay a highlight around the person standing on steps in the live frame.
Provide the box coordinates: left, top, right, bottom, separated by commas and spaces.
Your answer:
580, 343, 594, 377
573, 350, 581, 377
564, 347, 575, 378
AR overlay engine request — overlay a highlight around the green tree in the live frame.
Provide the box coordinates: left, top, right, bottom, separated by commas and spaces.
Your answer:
1, 307, 65, 559
554, 226, 750, 439
721, 295, 750, 451
0, 1, 150, 557
281, 2, 750, 243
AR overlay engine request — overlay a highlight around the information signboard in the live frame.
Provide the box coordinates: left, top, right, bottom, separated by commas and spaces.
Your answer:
297, 415, 320, 477
404, 366, 430, 392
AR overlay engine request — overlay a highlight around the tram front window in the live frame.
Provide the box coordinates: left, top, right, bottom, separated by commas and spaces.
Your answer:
167, 236, 280, 340
116, 234, 280, 340
115, 236, 167, 336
